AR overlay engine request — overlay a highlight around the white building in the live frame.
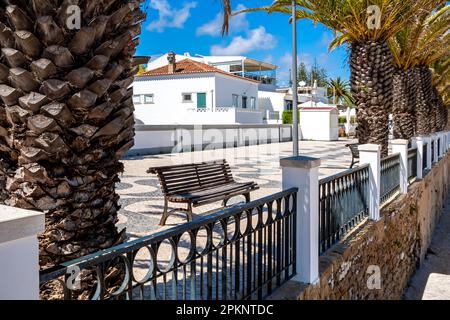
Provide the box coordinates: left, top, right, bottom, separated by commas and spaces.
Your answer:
299, 105, 339, 141
133, 54, 262, 125
146, 52, 278, 91
137, 52, 337, 125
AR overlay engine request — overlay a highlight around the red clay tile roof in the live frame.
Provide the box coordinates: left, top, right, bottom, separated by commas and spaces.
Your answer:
138, 58, 259, 83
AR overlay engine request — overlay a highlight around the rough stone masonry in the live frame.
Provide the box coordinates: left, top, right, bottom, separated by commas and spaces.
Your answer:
270, 152, 450, 300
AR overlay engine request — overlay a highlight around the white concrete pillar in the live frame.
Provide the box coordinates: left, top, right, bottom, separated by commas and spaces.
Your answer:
391, 139, 409, 194
447, 131, 450, 152
280, 156, 320, 284
416, 137, 424, 180
441, 132, 446, 154
358, 144, 381, 221
0, 205, 45, 300
439, 132, 444, 158
424, 136, 432, 170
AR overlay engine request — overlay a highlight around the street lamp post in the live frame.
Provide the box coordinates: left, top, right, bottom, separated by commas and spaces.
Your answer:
291, 1, 299, 156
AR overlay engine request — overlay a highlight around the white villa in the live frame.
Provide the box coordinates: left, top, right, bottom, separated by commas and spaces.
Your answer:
134, 53, 263, 125
133, 52, 341, 125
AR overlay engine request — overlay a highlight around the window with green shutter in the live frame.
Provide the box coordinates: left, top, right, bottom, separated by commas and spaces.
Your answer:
197, 93, 206, 109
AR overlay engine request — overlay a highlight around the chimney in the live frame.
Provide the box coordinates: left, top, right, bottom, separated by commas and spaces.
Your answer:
167, 51, 176, 74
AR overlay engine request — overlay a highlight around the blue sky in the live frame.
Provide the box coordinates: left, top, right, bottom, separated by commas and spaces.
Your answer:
136, 0, 351, 87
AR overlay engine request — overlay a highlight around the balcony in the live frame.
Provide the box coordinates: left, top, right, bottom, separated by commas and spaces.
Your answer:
185, 106, 263, 124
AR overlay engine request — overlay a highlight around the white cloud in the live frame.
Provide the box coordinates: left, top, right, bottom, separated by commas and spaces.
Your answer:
264, 54, 274, 64
196, 4, 249, 37
147, 0, 197, 33
210, 27, 276, 55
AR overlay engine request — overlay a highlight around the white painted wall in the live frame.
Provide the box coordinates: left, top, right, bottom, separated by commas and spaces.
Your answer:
0, 205, 45, 300
258, 90, 286, 114
133, 74, 215, 125
0, 236, 40, 300
214, 73, 259, 109
299, 109, 339, 141
133, 73, 260, 125
128, 124, 293, 156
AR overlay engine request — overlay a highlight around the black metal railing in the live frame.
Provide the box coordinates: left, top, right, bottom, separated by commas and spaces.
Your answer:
423, 143, 428, 171
380, 153, 400, 205
408, 148, 418, 183
40, 189, 298, 300
438, 138, 441, 157
431, 141, 435, 163
318, 164, 370, 254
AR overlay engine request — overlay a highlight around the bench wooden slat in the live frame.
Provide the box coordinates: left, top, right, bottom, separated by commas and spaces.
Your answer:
149, 161, 228, 174
166, 178, 235, 195
168, 182, 258, 202
162, 169, 233, 185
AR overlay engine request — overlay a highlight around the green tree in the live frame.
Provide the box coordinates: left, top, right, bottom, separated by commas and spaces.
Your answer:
230, 0, 437, 155
310, 59, 328, 87
297, 62, 309, 84
327, 77, 353, 105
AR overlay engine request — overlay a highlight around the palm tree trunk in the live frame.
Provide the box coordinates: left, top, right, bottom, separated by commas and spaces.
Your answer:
392, 69, 416, 139
414, 65, 434, 135
432, 86, 447, 131
0, 1, 145, 269
350, 41, 392, 156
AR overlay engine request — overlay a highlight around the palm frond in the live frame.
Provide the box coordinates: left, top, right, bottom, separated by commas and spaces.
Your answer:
389, 2, 449, 69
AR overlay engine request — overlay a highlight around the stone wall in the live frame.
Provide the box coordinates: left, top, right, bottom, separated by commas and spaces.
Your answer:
270, 153, 450, 300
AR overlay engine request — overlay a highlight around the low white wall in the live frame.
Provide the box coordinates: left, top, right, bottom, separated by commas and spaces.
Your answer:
128, 124, 293, 156
0, 205, 45, 300
235, 109, 263, 124
258, 90, 286, 114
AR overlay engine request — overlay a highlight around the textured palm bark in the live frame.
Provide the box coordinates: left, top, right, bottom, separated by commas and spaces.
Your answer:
0, 0, 146, 269
414, 65, 434, 135
392, 69, 416, 140
350, 41, 392, 156
432, 86, 447, 131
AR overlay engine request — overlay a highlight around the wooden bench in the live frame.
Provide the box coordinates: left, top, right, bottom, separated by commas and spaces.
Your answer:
147, 160, 259, 226
346, 143, 360, 168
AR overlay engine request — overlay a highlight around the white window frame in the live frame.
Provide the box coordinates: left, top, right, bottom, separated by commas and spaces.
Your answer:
133, 95, 142, 104
250, 97, 256, 109
182, 93, 193, 103
143, 94, 154, 104
232, 94, 239, 108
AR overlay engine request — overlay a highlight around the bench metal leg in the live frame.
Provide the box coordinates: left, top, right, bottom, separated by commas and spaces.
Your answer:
159, 200, 194, 226
244, 193, 250, 203
222, 198, 229, 207
186, 203, 193, 222
159, 199, 170, 226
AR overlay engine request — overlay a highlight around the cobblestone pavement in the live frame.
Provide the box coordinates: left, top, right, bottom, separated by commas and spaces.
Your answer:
117, 139, 356, 238
404, 192, 450, 300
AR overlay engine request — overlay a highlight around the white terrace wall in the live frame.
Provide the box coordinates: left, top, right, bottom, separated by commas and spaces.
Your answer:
0, 206, 44, 300
128, 124, 293, 156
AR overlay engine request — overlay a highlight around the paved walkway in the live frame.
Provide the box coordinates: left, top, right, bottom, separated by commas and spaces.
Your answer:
404, 192, 450, 300
117, 139, 356, 237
